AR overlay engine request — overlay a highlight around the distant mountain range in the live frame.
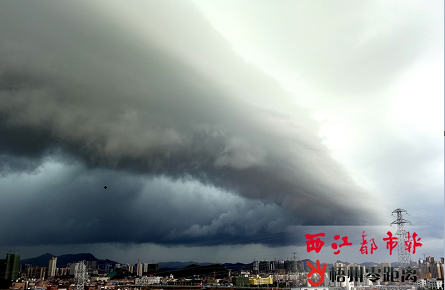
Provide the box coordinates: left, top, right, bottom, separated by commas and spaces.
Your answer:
20, 253, 118, 267
20, 253, 398, 270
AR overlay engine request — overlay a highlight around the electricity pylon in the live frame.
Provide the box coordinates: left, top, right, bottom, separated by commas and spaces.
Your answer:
74, 261, 87, 290
390, 208, 412, 267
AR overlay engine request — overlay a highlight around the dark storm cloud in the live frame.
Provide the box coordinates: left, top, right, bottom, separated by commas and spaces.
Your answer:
0, 1, 384, 247
0, 163, 300, 247
0, 111, 58, 176
2, 161, 403, 250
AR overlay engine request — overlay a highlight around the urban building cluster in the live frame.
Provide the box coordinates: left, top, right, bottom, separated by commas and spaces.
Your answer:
1, 253, 443, 290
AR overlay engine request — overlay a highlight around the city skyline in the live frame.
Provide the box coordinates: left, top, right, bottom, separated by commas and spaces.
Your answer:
0, 1, 443, 265
11, 252, 445, 289
16, 251, 444, 267
14, 253, 445, 289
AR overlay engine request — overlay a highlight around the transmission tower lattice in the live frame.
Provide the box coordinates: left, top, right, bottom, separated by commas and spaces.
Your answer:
390, 208, 412, 267
74, 261, 87, 290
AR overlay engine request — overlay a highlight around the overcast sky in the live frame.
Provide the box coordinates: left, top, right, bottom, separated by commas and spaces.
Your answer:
0, 0, 443, 265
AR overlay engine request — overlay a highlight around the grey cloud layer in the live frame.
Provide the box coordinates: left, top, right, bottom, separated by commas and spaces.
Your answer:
0, 1, 384, 247
0, 164, 297, 247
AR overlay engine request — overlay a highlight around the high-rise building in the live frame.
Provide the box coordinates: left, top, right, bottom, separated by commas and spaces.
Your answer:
333, 262, 345, 270
69, 263, 76, 275
84, 261, 97, 270
419, 260, 431, 279
24, 265, 47, 279
426, 256, 436, 263
252, 261, 259, 274
146, 263, 158, 273
284, 260, 296, 273
296, 260, 304, 272
346, 263, 367, 285
380, 261, 391, 273
270, 261, 276, 271
136, 263, 143, 276
431, 262, 443, 279
0, 259, 6, 285
259, 260, 270, 272
4, 253, 20, 282
48, 257, 57, 277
